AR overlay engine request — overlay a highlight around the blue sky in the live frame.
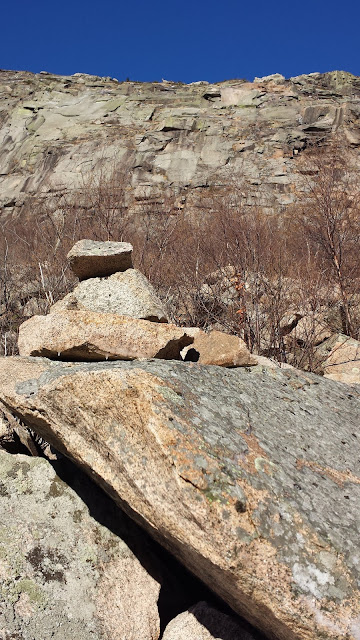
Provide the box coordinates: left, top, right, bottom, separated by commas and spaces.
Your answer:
2, 0, 359, 83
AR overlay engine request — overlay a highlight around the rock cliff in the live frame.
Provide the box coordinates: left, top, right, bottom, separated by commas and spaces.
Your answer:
1, 69, 360, 217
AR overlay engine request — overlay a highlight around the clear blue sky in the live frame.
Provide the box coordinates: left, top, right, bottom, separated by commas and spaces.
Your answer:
2, 0, 359, 83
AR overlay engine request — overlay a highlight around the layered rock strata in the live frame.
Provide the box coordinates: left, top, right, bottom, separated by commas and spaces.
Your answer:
1, 70, 360, 217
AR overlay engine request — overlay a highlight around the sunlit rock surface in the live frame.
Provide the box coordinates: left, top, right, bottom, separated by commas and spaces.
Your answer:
1, 69, 360, 216
0, 356, 359, 639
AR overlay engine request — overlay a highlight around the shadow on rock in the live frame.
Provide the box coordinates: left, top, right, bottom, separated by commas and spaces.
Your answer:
50, 454, 267, 639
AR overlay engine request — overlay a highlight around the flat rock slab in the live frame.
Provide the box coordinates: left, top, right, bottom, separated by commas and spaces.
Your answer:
67, 239, 133, 280
0, 450, 161, 640
18, 311, 193, 360
0, 357, 359, 640
51, 269, 168, 323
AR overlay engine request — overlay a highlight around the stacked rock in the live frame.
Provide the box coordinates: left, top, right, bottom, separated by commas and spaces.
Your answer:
18, 239, 255, 367
18, 240, 193, 361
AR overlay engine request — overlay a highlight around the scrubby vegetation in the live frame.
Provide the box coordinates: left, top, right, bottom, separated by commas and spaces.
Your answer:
1, 140, 359, 370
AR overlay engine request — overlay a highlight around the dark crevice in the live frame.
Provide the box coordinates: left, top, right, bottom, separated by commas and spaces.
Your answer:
0, 433, 32, 455
184, 347, 200, 362
47, 455, 267, 638
0, 415, 268, 638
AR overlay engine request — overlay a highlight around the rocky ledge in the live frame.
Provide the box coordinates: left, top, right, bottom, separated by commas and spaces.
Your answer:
1, 69, 360, 216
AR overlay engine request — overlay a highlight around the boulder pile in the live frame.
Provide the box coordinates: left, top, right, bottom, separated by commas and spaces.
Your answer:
18, 239, 256, 367
1, 240, 359, 640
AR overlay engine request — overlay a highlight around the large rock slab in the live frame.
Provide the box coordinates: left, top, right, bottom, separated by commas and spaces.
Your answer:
50, 269, 168, 323
0, 450, 161, 640
315, 333, 360, 384
18, 311, 193, 360
67, 239, 133, 280
0, 357, 359, 640
162, 601, 257, 640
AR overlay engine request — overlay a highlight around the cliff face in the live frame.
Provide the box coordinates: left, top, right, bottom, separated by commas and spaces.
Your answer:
1, 69, 360, 217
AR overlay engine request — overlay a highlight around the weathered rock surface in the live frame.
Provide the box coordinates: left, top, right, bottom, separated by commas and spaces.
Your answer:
0, 356, 359, 640
1, 70, 360, 217
50, 269, 168, 322
162, 601, 257, 640
251, 355, 295, 370
0, 411, 14, 451
18, 311, 192, 360
315, 333, 360, 384
67, 239, 133, 280
185, 329, 256, 367
0, 449, 161, 640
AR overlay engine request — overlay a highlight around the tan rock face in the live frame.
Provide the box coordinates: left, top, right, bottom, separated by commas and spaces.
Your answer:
18, 311, 193, 360
186, 329, 256, 367
315, 333, 360, 384
67, 239, 133, 280
162, 601, 257, 640
50, 269, 169, 323
1, 356, 359, 640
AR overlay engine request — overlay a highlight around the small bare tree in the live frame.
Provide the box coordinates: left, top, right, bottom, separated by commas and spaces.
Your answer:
297, 140, 360, 338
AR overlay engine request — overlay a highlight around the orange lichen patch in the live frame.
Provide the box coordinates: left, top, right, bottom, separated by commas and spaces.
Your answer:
286, 375, 314, 390
172, 450, 209, 491
239, 432, 272, 475
239, 480, 272, 516
235, 538, 296, 612
291, 510, 330, 553
271, 149, 284, 159
296, 459, 360, 487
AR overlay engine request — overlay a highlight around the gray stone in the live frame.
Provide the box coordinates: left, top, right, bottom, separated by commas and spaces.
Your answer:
67, 239, 133, 280
50, 269, 169, 322
1, 70, 360, 216
220, 87, 264, 107
0, 450, 161, 640
254, 74, 285, 84
1, 356, 359, 640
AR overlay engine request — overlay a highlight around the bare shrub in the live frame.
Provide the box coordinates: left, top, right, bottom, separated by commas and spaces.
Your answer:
293, 139, 360, 338
1, 143, 359, 372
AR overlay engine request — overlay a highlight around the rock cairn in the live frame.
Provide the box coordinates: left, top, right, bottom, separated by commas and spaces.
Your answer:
18, 240, 256, 367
